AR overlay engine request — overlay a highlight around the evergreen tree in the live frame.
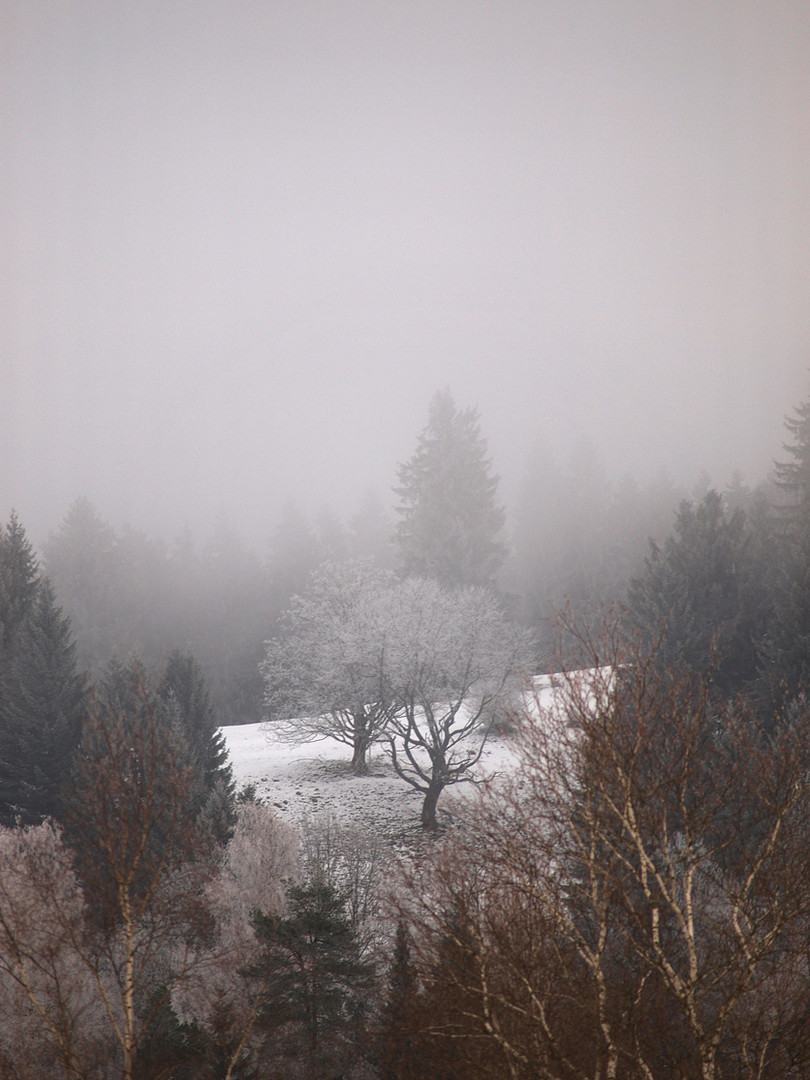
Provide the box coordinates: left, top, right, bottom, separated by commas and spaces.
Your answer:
375, 921, 422, 1080
626, 491, 765, 698
249, 881, 376, 1079
0, 514, 87, 825
347, 488, 395, 569
758, 388, 810, 708
0, 510, 40, 652
394, 390, 506, 588
43, 496, 123, 669
266, 500, 323, 610
0, 581, 87, 824
774, 390, 810, 523
157, 649, 236, 843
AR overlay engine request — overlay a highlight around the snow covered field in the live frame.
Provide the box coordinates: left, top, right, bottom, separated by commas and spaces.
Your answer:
221, 722, 522, 843
220, 675, 568, 842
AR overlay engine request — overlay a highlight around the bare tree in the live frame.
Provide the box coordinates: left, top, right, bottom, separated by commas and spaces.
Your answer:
393, 621, 810, 1079
0, 673, 220, 1080
0, 821, 109, 1080
262, 561, 400, 774
384, 578, 533, 829
299, 811, 390, 958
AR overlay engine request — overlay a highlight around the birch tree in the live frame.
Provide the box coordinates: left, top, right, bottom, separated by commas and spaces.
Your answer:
62, 661, 221, 1080
394, 624, 810, 1079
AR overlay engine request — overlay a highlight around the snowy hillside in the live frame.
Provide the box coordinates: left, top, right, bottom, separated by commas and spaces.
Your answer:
220, 674, 567, 841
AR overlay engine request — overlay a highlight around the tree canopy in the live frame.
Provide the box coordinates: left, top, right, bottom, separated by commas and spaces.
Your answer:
264, 565, 534, 826
262, 561, 400, 774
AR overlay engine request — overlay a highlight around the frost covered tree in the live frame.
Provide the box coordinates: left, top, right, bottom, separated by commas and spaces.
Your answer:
0, 820, 108, 1079
394, 390, 506, 588
262, 561, 401, 774
383, 578, 533, 829
263, 567, 533, 822
172, 801, 299, 1079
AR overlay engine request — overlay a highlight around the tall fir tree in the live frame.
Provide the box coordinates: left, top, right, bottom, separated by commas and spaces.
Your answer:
774, 390, 810, 523
0, 513, 87, 824
157, 649, 236, 843
626, 490, 769, 699
0, 510, 40, 652
42, 496, 124, 669
394, 390, 506, 588
375, 920, 423, 1080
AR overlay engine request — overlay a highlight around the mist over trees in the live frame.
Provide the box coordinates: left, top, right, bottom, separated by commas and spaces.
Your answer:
26, 385, 787, 728
394, 389, 507, 589
4, 383, 810, 1074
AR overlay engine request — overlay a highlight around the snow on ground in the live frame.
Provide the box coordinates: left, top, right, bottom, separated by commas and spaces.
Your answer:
221, 722, 523, 844
220, 675, 580, 843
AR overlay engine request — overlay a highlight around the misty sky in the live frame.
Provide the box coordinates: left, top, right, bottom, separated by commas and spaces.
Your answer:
3, 1, 810, 548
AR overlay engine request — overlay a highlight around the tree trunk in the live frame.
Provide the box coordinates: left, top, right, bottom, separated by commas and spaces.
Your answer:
351, 710, 370, 775
351, 741, 369, 776
420, 781, 443, 830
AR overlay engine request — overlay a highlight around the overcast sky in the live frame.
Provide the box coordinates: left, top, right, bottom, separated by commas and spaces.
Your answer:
3, 1, 809, 548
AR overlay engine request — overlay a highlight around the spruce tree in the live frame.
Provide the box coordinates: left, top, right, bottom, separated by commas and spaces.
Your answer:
0, 510, 40, 652
376, 921, 422, 1080
250, 881, 376, 1078
0, 581, 87, 823
157, 649, 236, 842
0, 514, 87, 824
759, 388, 810, 708
394, 390, 506, 588
774, 391, 810, 522
626, 490, 768, 698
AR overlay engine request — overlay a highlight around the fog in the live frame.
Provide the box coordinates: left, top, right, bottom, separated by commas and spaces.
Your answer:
3, 1, 809, 549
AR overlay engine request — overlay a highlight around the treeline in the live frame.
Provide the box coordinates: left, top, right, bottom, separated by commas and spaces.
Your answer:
3, 385, 810, 1077
0, 653, 379, 1078
31, 391, 697, 726
40, 492, 394, 727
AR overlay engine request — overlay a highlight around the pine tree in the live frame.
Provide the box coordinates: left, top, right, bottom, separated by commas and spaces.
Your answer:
759, 388, 810, 708
249, 881, 376, 1078
626, 491, 764, 697
158, 649, 236, 843
0, 581, 87, 824
376, 921, 422, 1080
774, 391, 810, 524
394, 390, 506, 588
0, 510, 40, 653
43, 496, 123, 668
0, 514, 87, 825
